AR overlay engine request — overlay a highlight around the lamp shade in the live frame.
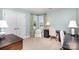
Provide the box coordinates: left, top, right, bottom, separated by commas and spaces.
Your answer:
68, 20, 78, 28
46, 21, 50, 26
0, 20, 8, 28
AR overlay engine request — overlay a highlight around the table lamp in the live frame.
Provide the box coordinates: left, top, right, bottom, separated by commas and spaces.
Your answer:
0, 20, 8, 40
46, 21, 50, 29
68, 20, 78, 36
46, 21, 50, 26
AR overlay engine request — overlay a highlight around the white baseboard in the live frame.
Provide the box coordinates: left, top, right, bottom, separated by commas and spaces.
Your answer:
20, 35, 30, 39
26, 35, 30, 38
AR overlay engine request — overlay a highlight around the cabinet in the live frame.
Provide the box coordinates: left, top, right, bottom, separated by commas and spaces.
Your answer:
3, 9, 27, 39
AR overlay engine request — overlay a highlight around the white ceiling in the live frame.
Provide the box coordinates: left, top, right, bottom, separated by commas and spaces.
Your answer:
23, 8, 67, 14
10, 8, 64, 14
23, 8, 54, 14
10, 8, 58, 14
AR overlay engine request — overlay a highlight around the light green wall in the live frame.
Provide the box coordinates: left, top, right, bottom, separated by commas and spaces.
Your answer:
30, 14, 34, 37
0, 8, 3, 20
77, 9, 79, 34
0, 8, 79, 35
25, 13, 31, 37
47, 8, 77, 33
0, 9, 3, 32
0, 8, 31, 37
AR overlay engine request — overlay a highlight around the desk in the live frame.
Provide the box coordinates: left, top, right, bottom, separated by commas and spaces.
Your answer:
0, 34, 23, 50
63, 34, 79, 50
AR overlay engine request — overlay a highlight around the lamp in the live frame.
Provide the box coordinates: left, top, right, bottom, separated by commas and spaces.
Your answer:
46, 21, 50, 26
0, 20, 8, 40
68, 20, 78, 35
46, 21, 50, 29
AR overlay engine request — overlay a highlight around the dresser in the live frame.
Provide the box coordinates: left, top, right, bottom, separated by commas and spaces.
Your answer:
0, 34, 23, 50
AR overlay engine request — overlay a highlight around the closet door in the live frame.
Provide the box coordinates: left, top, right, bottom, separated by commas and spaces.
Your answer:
3, 9, 17, 35
3, 9, 27, 39
16, 12, 26, 38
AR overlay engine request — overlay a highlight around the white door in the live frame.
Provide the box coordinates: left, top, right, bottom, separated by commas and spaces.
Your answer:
3, 9, 26, 39
3, 9, 17, 35
16, 12, 26, 38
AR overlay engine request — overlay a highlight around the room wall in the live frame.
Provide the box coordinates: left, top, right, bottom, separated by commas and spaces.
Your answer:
9, 9, 31, 38
0, 8, 79, 36
0, 8, 31, 38
0, 9, 3, 32
0, 8, 3, 20
46, 8, 77, 33
25, 13, 30, 37
77, 9, 79, 34
10, 9, 31, 38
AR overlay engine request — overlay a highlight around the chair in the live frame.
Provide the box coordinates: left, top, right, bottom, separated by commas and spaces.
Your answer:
49, 27, 57, 40
35, 29, 42, 38
59, 30, 65, 49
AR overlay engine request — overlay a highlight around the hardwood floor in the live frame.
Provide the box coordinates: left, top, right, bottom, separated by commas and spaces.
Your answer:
23, 38, 61, 50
